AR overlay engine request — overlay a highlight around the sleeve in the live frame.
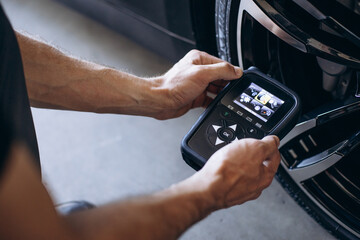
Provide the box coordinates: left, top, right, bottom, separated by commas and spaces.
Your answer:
0, 113, 13, 181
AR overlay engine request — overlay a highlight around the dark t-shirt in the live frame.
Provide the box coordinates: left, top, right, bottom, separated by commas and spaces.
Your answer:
0, 4, 40, 178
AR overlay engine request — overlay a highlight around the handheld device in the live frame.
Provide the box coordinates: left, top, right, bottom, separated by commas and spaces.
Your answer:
181, 67, 301, 170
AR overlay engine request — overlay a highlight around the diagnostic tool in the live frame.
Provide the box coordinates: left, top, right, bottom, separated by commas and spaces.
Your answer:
181, 67, 301, 170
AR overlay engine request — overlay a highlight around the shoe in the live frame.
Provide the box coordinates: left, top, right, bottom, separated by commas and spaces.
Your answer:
56, 200, 95, 215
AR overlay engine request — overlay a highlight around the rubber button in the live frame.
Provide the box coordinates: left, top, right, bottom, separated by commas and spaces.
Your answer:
221, 110, 232, 118
218, 128, 235, 141
247, 127, 258, 136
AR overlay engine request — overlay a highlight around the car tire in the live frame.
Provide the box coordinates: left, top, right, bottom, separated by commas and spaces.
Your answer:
215, 1, 360, 239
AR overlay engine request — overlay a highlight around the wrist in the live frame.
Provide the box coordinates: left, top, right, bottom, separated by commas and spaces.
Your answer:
94, 68, 167, 117
169, 173, 221, 216
141, 76, 178, 120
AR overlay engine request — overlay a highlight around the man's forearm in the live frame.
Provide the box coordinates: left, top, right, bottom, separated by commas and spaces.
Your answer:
0, 142, 218, 240
17, 33, 243, 119
65, 175, 216, 240
16, 32, 165, 116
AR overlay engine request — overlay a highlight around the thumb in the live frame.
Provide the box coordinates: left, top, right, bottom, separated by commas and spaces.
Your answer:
198, 62, 243, 83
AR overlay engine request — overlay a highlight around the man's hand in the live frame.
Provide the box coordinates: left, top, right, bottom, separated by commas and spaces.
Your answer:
151, 50, 242, 119
185, 135, 281, 209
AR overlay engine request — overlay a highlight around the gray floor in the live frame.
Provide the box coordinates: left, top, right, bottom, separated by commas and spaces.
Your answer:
2, 0, 335, 239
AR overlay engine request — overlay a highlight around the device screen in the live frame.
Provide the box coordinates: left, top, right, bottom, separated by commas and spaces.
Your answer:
233, 83, 284, 122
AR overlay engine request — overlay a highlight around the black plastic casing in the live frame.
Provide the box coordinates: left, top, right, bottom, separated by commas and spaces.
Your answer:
181, 67, 301, 170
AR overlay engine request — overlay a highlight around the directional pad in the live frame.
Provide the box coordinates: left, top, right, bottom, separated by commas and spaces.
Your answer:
207, 120, 243, 146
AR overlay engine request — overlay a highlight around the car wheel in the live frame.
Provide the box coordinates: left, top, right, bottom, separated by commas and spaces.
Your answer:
215, 0, 360, 239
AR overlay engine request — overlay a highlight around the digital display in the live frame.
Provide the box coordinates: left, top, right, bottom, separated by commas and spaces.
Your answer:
233, 83, 284, 122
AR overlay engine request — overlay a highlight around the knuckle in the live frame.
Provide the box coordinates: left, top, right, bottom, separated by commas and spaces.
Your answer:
243, 138, 258, 147
258, 141, 267, 150
224, 62, 233, 70
251, 140, 267, 156
250, 192, 262, 201
187, 49, 203, 64
188, 49, 200, 55
218, 61, 226, 67
219, 61, 232, 71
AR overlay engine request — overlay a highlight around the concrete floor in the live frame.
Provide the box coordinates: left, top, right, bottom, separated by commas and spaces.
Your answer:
2, 0, 335, 239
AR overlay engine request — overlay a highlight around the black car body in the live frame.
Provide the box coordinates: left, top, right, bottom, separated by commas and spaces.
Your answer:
56, 0, 217, 62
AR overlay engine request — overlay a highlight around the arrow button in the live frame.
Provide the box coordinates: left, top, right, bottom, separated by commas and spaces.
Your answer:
229, 124, 237, 131
215, 137, 225, 145
212, 125, 222, 132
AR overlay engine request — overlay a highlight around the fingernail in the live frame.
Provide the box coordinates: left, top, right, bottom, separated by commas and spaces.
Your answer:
262, 135, 280, 147
273, 135, 280, 147
235, 67, 243, 76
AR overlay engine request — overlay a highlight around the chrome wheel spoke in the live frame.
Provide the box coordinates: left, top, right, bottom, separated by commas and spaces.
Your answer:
285, 152, 343, 184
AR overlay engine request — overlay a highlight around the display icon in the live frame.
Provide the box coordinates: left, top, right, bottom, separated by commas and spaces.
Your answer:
255, 91, 272, 105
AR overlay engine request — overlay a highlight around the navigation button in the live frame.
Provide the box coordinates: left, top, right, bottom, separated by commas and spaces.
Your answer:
212, 125, 222, 132
215, 137, 225, 145
207, 120, 244, 146
229, 124, 237, 131
218, 128, 235, 141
